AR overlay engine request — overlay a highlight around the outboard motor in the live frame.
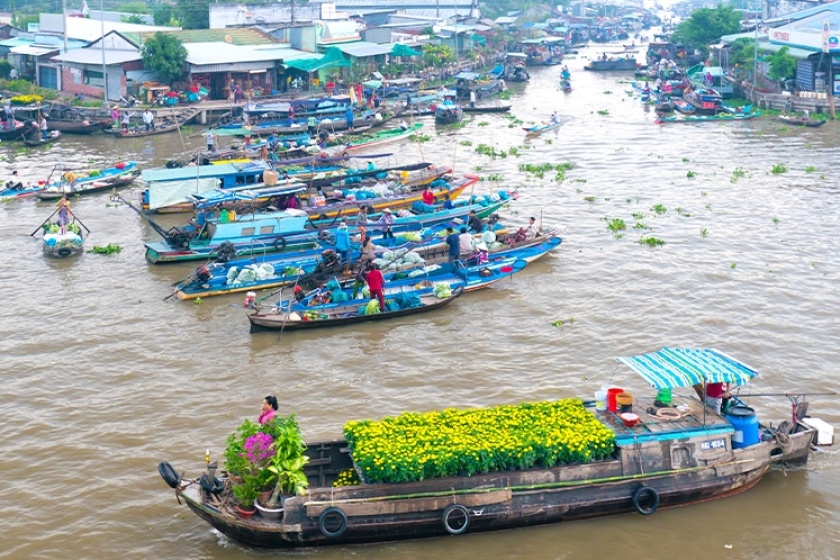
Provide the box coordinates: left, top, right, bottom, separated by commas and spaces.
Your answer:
213, 241, 237, 263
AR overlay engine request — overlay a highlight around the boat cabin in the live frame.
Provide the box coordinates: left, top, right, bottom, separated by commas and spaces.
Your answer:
689, 66, 734, 98
142, 161, 271, 190
192, 208, 310, 246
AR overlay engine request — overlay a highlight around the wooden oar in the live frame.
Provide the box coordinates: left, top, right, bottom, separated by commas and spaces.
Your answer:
30, 207, 60, 236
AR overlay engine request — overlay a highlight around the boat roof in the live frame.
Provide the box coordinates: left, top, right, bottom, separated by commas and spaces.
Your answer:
142, 161, 270, 182
615, 347, 759, 389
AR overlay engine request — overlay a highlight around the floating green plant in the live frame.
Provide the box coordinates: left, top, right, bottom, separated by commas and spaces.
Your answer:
700, 228, 708, 238
682, 157, 690, 163
771, 164, 788, 175
487, 173, 504, 181
730, 263, 737, 269
606, 218, 626, 232
686, 170, 696, 178
597, 109, 609, 116
640, 237, 665, 247
804, 166, 816, 173
772, 216, 779, 224
477, 121, 490, 127
459, 140, 473, 146
676, 207, 691, 217
584, 196, 596, 202
651, 204, 667, 215
634, 222, 649, 229
632, 212, 644, 220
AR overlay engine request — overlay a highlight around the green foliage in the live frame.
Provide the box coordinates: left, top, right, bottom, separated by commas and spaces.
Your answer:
729, 38, 757, 78
640, 236, 665, 247
672, 6, 741, 52
118, 2, 150, 13
176, 0, 209, 29
141, 33, 188, 85
121, 14, 145, 24
606, 218, 626, 233
423, 44, 455, 68
771, 164, 787, 175
766, 46, 797, 81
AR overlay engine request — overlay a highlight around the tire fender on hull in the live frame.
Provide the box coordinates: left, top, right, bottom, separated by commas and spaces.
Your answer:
318, 507, 347, 538
158, 461, 181, 489
442, 504, 470, 535
632, 486, 659, 515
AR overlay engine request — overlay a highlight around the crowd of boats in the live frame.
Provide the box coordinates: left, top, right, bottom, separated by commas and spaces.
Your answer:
6, 28, 834, 552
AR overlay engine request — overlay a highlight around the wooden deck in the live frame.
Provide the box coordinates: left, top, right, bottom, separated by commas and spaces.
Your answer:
594, 395, 733, 442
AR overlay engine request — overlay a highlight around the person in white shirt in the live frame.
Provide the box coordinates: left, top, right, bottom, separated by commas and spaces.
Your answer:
458, 226, 475, 255
142, 109, 155, 131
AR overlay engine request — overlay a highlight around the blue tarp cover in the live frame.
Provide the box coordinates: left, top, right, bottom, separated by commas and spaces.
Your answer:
615, 347, 759, 389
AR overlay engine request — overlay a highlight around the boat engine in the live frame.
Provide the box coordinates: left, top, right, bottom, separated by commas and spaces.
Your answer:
165, 227, 194, 250
213, 241, 237, 263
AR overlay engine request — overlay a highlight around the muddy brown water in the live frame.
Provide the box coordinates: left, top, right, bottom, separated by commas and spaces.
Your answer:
1, 45, 839, 560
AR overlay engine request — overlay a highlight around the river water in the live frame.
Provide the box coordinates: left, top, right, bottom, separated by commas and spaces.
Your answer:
1, 44, 839, 560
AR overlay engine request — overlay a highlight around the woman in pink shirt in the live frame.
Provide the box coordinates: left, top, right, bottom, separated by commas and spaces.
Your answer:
259, 395, 278, 424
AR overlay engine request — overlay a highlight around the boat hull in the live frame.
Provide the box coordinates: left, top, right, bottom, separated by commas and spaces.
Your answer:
175, 418, 814, 548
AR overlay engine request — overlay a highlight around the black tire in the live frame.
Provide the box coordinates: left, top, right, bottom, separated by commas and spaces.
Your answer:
57, 247, 72, 257
442, 504, 470, 535
632, 486, 659, 515
200, 473, 224, 495
158, 461, 181, 489
318, 507, 347, 538
273, 236, 287, 251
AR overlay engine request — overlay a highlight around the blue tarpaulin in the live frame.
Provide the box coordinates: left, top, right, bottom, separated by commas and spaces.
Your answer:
615, 347, 759, 389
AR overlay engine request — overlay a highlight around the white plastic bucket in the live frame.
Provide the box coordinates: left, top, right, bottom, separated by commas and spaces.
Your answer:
595, 390, 607, 412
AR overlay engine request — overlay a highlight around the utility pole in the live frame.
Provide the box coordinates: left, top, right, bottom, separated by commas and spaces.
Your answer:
824, 19, 836, 118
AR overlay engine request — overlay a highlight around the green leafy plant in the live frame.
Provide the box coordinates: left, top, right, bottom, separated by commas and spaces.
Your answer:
459, 140, 473, 146
686, 171, 696, 178
140, 33, 187, 86
596, 109, 609, 116
640, 236, 665, 247
804, 166, 816, 173
606, 218, 626, 233
700, 228, 708, 238
87, 243, 122, 254
265, 416, 309, 507
771, 164, 787, 175
676, 207, 691, 217
584, 196, 596, 202
632, 212, 644, 219
651, 204, 667, 215
477, 121, 490, 127
772, 216, 779, 224
634, 222, 649, 229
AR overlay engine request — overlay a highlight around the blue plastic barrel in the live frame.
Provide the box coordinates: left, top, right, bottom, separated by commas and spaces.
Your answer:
727, 406, 760, 448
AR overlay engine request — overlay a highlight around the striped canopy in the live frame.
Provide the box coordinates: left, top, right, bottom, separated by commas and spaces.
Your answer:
615, 347, 759, 389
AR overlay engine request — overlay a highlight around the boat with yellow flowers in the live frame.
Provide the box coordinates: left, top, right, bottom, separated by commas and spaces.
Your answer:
158, 348, 825, 548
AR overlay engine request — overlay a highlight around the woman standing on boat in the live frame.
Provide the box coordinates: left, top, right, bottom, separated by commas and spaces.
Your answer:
366, 263, 386, 312
56, 195, 71, 234
259, 396, 278, 424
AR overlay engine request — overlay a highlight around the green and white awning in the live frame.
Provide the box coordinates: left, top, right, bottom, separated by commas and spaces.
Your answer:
616, 347, 759, 389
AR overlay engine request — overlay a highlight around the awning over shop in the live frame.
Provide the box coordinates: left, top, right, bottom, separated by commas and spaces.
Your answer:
284, 47, 350, 73
391, 43, 421, 57
10, 44, 60, 56
332, 41, 393, 58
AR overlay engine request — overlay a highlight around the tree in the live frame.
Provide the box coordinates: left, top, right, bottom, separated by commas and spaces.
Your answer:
121, 14, 145, 24
423, 45, 455, 69
728, 37, 757, 80
766, 46, 797, 82
176, 0, 210, 29
153, 4, 176, 26
141, 33, 188, 86
671, 6, 741, 52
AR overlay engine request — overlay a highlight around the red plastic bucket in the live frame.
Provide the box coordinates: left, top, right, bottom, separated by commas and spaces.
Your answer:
607, 388, 624, 413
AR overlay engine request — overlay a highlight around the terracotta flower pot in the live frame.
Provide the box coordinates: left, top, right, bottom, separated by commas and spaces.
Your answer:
235, 504, 257, 519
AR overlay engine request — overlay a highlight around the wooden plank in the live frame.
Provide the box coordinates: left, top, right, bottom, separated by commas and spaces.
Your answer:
305, 488, 511, 518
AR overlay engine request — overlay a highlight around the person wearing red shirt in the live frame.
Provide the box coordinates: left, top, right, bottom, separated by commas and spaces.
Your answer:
365, 263, 386, 312
422, 185, 435, 206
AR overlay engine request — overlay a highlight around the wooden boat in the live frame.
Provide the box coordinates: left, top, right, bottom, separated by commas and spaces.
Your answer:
584, 58, 638, 71
0, 181, 43, 202
248, 286, 464, 332
23, 129, 61, 146
34, 163, 140, 200
656, 111, 761, 124
217, 113, 391, 138
111, 107, 200, 138
46, 104, 109, 134
343, 123, 422, 153
434, 102, 463, 125
0, 123, 26, 141
159, 347, 823, 548
38, 206, 88, 258
462, 104, 512, 114
143, 209, 318, 264
671, 97, 695, 115
523, 121, 562, 135
683, 88, 723, 115
173, 232, 559, 301
775, 115, 826, 128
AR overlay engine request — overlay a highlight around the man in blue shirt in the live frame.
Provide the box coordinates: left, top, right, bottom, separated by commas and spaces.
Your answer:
445, 226, 460, 263
345, 106, 354, 130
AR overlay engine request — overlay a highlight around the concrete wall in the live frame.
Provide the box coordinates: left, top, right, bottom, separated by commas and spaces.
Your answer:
210, 4, 324, 29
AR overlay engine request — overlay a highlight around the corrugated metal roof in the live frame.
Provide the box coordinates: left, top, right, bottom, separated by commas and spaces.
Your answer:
616, 347, 759, 389
10, 44, 59, 56
331, 41, 392, 57
127, 27, 278, 46
761, 42, 815, 59
185, 43, 309, 66
51, 49, 142, 65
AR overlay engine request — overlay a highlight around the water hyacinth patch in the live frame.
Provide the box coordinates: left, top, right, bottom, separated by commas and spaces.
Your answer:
344, 399, 616, 484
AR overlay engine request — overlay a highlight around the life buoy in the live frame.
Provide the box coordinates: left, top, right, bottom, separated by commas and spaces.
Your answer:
273, 236, 287, 251
158, 461, 181, 489
57, 247, 73, 257
632, 486, 659, 515
318, 507, 347, 538
442, 504, 470, 535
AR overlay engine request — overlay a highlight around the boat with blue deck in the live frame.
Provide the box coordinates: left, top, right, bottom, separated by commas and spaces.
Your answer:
144, 208, 317, 264
160, 347, 826, 548
173, 232, 560, 300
